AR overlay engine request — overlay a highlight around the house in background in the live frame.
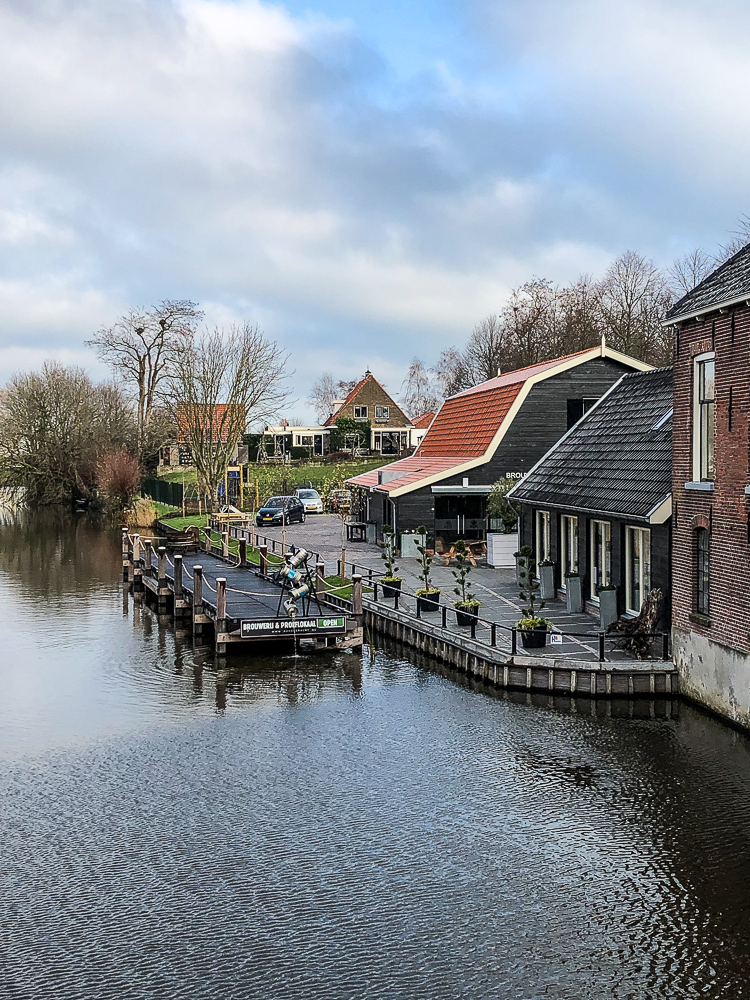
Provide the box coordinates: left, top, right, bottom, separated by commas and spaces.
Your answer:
663, 242, 750, 729
348, 343, 652, 546
325, 370, 415, 455
262, 423, 331, 458
508, 367, 673, 628
160, 403, 247, 467
410, 412, 435, 449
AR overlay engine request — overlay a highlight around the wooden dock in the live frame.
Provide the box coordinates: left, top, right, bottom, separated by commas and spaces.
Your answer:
122, 529, 362, 656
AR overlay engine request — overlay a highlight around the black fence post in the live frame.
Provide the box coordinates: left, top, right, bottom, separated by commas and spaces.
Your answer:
511, 627, 517, 655
441, 606, 447, 628
470, 618, 476, 640
598, 632, 606, 662
662, 632, 670, 660
373, 582, 379, 601
416, 597, 421, 619
491, 623, 497, 647
394, 591, 399, 611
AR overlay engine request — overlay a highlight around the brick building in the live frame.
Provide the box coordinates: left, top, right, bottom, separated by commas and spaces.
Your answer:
664, 243, 750, 727
325, 371, 415, 455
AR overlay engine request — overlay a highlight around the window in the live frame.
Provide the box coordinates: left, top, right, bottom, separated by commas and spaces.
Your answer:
625, 527, 651, 614
372, 432, 381, 451
696, 528, 710, 616
693, 354, 715, 481
535, 510, 551, 564
566, 397, 598, 430
354, 405, 368, 418
561, 515, 578, 582
297, 435, 313, 446
590, 520, 611, 599
375, 405, 390, 420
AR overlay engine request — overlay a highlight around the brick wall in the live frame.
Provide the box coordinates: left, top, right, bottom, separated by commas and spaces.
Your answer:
337, 376, 412, 428
672, 306, 750, 653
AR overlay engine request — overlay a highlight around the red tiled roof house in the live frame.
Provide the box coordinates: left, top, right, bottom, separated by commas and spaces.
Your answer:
348, 344, 650, 545
325, 370, 415, 455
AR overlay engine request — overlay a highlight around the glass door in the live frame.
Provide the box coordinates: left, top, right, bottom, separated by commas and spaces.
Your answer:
625, 526, 651, 613
590, 520, 611, 599
560, 515, 578, 585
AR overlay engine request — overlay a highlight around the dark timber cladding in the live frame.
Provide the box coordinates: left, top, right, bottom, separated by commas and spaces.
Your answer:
509, 367, 673, 628
348, 345, 651, 543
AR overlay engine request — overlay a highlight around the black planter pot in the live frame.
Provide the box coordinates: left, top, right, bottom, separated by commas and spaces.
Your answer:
455, 606, 479, 627
417, 593, 441, 615
381, 579, 402, 599
519, 627, 548, 649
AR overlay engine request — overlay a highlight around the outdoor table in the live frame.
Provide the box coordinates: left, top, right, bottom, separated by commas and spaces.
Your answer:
346, 521, 367, 542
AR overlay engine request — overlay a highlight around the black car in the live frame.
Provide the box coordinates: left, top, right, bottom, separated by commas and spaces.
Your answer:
256, 496, 306, 526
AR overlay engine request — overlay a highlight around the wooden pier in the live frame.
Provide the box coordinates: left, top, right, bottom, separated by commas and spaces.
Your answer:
122, 529, 363, 656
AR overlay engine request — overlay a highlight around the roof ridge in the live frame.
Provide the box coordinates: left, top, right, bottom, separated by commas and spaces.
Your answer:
667, 241, 750, 320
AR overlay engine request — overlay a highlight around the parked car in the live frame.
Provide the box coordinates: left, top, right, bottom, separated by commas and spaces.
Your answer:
326, 489, 352, 514
256, 496, 306, 526
294, 488, 324, 514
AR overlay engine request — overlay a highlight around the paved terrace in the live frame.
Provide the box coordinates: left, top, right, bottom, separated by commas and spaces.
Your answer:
240, 515, 668, 664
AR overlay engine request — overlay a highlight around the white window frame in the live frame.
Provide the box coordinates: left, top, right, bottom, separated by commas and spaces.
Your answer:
590, 519, 611, 600
625, 526, 651, 614
354, 405, 368, 419
692, 352, 715, 482
375, 405, 390, 420
560, 515, 578, 585
535, 510, 551, 565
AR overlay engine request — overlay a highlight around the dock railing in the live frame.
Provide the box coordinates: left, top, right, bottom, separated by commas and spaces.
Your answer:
369, 580, 671, 664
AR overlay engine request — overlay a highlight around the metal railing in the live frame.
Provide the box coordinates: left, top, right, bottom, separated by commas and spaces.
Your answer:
369, 581, 670, 664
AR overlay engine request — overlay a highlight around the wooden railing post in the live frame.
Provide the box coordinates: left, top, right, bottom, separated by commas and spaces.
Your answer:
239, 538, 247, 567
316, 562, 326, 595
217, 578, 226, 621
157, 546, 167, 587
222, 531, 229, 560
259, 544, 268, 578
174, 554, 183, 600
193, 565, 204, 635
352, 574, 362, 615
144, 539, 153, 575
204, 530, 211, 553
122, 528, 130, 582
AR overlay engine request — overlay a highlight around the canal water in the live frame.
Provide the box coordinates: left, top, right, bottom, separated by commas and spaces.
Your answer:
2, 511, 750, 999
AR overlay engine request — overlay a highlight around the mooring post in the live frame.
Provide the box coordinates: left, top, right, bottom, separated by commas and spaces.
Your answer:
217, 577, 227, 625
239, 538, 247, 567
222, 531, 229, 560
352, 574, 362, 615
259, 544, 268, 578
316, 562, 326, 594
157, 546, 168, 613
193, 565, 204, 636
174, 554, 183, 602
144, 539, 153, 577
122, 528, 130, 582
598, 632, 606, 662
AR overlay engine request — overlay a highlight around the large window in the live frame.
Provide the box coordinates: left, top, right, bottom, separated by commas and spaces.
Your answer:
561, 515, 578, 582
625, 526, 651, 614
590, 520, 611, 599
535, 510, 551, 564
375, 405, 390, 420
354, 405, 368, 418
693, 354, 715, 482
696, 528, 710, 616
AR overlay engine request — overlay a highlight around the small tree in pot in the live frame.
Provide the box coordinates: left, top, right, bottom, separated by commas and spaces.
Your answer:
415, 525, 441, 613
380, 525, 402, 598
452, 539, 481, 625
516, 545, 553, 648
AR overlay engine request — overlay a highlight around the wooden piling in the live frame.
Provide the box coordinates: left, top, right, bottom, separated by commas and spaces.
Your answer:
352, 574, 362, 615
239, 538, 247, 567
193, 565, 204, 636
144, 539, 153, 575
316, 562, 326, 595
221, 531, 229, 560
122, 528, 130, 582
259, 544, 268, 578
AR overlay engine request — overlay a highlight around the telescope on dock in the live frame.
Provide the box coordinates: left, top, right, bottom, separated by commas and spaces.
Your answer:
274, 549, 322, 619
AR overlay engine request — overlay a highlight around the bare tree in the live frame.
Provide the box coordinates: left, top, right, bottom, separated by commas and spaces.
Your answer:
399, 358, 443, 417
668, 248, 714, 296
168, 323, 289, 504
595, 251, 674, 365
307, 372, 339, 423
88, 300, 203, 447
0, 364, 137, 504
434, 346, 472, 397
714, 213, 750, 264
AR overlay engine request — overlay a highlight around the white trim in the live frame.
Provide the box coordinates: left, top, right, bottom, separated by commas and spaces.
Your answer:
662, 292, 750, 326
387, 345, 651, 498
625, 525, 651, 615
692, 351, 715, 483
590, 518, 612, 600
647, 495, 672, 524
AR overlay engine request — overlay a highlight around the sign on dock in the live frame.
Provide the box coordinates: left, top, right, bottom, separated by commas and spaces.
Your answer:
239, 616, 346, 639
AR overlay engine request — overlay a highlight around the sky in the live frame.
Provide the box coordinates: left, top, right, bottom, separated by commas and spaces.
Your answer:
1, 0, 749, 421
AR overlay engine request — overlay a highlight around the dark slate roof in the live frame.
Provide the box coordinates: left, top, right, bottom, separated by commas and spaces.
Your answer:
666, 242, 750, 321
509, 367, 672, 520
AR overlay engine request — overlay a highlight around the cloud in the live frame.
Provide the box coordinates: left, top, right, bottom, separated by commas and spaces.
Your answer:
0, 0, 748, 414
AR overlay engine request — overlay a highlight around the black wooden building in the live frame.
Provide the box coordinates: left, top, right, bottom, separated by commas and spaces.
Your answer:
508, 367, 673, 626
348, 343, 650, 546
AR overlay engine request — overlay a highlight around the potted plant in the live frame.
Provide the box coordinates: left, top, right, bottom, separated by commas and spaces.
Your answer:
415, 525, 441, 613
452, 539, 481, 626
516, 546, 553, 648
565, 572, 583, 613
598, 583, 618, 628
380, 525, 402, 598
539, 558, 555, 600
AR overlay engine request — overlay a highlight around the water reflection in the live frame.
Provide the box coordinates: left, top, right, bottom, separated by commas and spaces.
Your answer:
3, 512, 750, 998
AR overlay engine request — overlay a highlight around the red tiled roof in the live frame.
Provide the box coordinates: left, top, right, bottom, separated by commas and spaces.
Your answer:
348, 456, 468, 493
176, 403, 245, 443
416, 350, 594, 458
324, 376, 369, 426
412, 411, 435, 428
